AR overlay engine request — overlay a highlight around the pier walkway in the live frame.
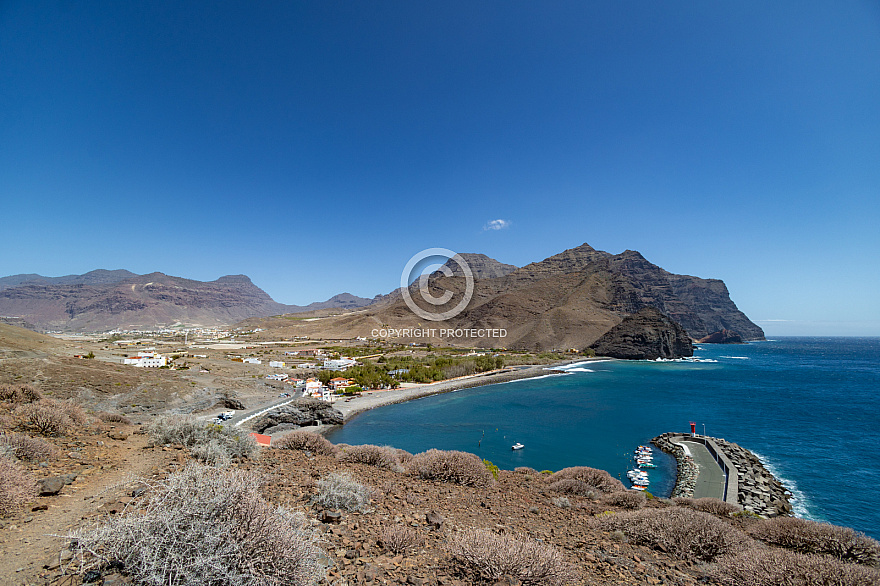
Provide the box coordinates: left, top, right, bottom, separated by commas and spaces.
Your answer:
673, 438, 727, 500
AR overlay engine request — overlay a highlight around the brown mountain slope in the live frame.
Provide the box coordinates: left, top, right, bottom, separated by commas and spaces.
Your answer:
245, 243, 763, 350
0, 271, 375, 331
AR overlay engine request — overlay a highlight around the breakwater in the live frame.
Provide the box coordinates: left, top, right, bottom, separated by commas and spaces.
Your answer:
653, 432, 793, 517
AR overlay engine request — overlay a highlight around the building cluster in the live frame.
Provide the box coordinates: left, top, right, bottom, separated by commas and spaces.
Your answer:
122, 352, 169, 368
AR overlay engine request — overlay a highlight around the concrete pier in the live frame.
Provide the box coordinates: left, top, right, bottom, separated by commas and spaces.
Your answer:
653, 432, 792, 517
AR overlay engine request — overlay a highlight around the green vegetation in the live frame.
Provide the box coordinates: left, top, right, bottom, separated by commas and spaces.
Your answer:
483, 459, 500, 480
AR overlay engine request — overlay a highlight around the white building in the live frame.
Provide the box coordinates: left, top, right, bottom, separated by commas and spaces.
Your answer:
265, 373, 289, 381
243, 357, 262, 365
269, 361, 285, 368
323, 358, 357, 371
123, 352, 168, 368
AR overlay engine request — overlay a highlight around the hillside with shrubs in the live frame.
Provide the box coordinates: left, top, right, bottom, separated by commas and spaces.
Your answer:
1, 383, 879, 585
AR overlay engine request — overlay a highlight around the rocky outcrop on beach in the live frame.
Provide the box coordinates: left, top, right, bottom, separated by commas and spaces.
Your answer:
698, 329, 744, 344
653, 432, 792, 517
589, 307, 694, 360
249, 397, 344, 434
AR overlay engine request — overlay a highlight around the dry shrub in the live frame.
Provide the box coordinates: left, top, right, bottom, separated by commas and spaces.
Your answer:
274, 430, 338, 456
407, 449, 495, 487
14, 401, 71, 436
339, 444, 403, 471
97, 412, 132, 425
550, 478, 598, 499
549, 466, 625, 493
515, 466, 536, 474
68, 464, 325, 585
674, 497, 741, 517
595, 507, 751, 562
748, 516, 880, 566
710, 547, 880, 586
551, 496, 572, 509
0, 383, 42, 404
446, 528, 578, 586
394, 448, 413, 465
381, 525, 424, 555
0, 433, 58, 461
0, 456, 38, 517
606, 490, 646, 510
313, 471, 372, 512
147, 415, 258, 465
56, 399, 89, 425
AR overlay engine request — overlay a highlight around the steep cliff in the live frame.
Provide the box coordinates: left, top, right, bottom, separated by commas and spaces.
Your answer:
589, 307, 694, 359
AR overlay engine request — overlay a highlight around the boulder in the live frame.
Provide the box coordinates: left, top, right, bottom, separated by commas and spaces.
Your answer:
590, 307, 694, 360
250, 398, 343, 434
222, 397, 245, 411
38, 476, 65, 496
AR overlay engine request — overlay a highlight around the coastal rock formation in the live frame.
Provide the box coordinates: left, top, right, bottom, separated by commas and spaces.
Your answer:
589, 307, 694, 360
249, 398, 343, 434
698, 329, 744, 344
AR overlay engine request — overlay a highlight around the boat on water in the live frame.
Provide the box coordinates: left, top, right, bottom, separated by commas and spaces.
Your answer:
638, 462, 657, 468
511, 442, 524, 450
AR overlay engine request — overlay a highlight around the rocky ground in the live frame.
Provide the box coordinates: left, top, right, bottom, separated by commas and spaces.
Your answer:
1, 417, 719, 586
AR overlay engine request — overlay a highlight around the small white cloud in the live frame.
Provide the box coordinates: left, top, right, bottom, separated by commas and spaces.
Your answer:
483, 219, 511, 231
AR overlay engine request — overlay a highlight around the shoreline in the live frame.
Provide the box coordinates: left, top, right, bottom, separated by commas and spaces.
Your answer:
315, 362, 588, 435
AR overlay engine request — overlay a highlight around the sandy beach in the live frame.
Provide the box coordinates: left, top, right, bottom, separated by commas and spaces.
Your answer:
331, 364, 562, 421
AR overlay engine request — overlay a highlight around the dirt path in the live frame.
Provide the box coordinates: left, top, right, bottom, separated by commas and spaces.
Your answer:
0, 430, 170, 585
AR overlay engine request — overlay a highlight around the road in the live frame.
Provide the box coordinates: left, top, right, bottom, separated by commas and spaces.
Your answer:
678, 439, 726, 500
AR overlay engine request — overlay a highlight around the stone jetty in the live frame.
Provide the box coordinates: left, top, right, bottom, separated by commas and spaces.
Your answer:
652, 432, 793, 517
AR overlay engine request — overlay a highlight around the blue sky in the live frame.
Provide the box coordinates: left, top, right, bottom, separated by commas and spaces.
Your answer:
1, 2, 879, 335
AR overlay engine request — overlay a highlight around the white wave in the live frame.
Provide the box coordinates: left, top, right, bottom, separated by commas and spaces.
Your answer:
721, 356, 749, 360
750, 450, 824, 522
555, 359, 612, 371
648, 357, 717, 363
565, 367, 594, 373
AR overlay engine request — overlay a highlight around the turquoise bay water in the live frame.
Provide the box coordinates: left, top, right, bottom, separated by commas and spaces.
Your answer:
325, 338, 880, 539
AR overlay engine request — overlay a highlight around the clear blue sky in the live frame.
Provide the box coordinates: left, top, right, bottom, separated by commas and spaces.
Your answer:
2, 2, 879, 335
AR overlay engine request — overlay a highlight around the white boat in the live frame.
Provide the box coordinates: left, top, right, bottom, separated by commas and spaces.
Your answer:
511, 443, 524, 450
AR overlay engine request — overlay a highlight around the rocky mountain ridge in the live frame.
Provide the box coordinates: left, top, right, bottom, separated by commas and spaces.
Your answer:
244, 242, 763, 351
0, 271, 374, 332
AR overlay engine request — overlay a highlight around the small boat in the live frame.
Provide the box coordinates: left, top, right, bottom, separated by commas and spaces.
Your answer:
631, 485, 647, 491
511, 443, 524, 450
638, 462, 657, 468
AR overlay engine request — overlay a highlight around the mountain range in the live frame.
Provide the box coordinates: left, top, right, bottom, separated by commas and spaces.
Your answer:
0, 270, 374, 331
243, 243, 764, 350
0, 244, 763, 347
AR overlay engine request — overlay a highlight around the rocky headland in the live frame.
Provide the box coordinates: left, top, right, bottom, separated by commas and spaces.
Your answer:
589, 307, 694, 360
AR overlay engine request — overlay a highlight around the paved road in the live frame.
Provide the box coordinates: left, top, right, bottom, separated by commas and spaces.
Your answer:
678, 440, 726, 500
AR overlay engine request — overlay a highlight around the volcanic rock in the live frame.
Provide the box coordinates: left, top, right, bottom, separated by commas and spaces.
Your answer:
697, 329, 744, 344
589, 307, 693, 360
249, 397, 343, 433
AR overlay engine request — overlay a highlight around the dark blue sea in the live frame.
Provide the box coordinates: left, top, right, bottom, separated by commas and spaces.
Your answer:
325, 338, 880, 539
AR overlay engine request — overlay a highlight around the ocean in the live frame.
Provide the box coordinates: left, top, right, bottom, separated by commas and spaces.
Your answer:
324, 337, 880, 539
